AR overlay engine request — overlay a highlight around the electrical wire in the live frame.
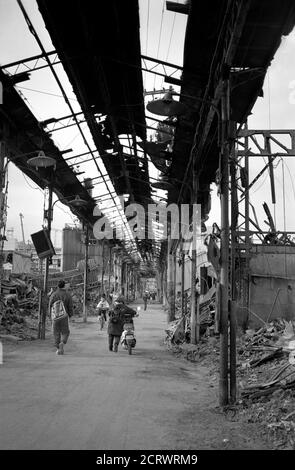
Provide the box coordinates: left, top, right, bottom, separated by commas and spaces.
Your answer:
283, 159, 295, 201
282, 159, 288, 277
153, 0, 165, 90
251, 171, 268, 194
282, 159, 286, 231
17, 0, 138, 257
22, 172, 44, 193
166, 12, 176, 62
16, 86, 78, 101
144, 0, 150, 89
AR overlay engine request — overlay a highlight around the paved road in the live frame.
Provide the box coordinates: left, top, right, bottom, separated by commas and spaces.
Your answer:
0, 304, 269, 450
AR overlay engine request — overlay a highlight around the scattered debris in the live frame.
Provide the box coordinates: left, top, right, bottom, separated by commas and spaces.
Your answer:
166, 294, 295, 449
0, 274, 101, 340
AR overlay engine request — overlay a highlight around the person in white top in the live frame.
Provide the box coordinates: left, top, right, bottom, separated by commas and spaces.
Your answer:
96, 293, 110, 322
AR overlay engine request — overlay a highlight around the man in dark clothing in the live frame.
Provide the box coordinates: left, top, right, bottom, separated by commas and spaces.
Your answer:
107, 305, 124, 352
49, 280, 73, 355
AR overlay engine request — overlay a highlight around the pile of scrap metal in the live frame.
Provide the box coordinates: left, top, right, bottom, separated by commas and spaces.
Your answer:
199, 286, 216, 335
263, 202, 295, 246
70, 285, 100, 317
238, 319, 295, 399
1, 277, 39, 309
165, 286, 216, 345
0, 276, 40, 339
235, 319, 295, 449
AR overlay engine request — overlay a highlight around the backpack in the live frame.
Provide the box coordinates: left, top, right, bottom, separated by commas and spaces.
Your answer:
51, 299, 68, 322
110, 309, 121, 324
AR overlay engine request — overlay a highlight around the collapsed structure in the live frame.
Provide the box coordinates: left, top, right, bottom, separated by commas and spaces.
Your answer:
1, 0, 295, 408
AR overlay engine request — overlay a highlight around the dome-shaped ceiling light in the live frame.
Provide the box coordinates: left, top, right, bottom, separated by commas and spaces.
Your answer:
68, 195, 88, 207
27, 151, 56, 169
146, 91, 188, 117
151, 176, 175, 191
138, 141, 172, 160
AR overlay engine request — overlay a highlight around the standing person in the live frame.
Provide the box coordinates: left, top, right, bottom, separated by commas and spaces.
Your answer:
107, 302, 124, 352
49, 280, 73, 355
143, 291, 149, 311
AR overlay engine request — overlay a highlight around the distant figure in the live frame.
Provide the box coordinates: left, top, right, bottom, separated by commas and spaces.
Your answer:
96, 293, 110, 322
143, 291, 149, 311
49, 280, 73, 355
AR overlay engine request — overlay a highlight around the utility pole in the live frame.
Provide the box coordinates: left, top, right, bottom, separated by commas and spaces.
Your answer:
0, 141, 6, 285
83, 224, 89, 323
190, 167, 199, 344
101, 238, 105, 294
19, 213, 25, 245
219, 78, 230, 406
39, 185, 53, 339
181, 240, 185, 316
167, 223, 175, 321
230, 121, 238, 404
108, 245, 112, 299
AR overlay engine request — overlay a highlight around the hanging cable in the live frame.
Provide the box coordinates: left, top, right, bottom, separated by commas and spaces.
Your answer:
16, 86, 78, 102
283, 159, 295, 201
153, 0, 165, 90
282, 159, 288, 277
144, 0, 150, 89
166, 12, 176, 62
267, 71, 277, 228
16, 0, 139, 256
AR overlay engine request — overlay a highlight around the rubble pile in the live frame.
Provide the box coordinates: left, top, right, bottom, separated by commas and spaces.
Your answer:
0, 278, 40, 340
165, 287, 216, 350
175, 325, 295, 449
235, 319, 295, 449
166, 296, 295, 448
71, 285, 100, 317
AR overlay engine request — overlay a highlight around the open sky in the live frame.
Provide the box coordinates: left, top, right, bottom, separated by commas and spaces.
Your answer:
1, 0, 295, 246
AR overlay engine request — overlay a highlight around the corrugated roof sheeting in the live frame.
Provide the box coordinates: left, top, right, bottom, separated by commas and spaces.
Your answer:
0, 69, 97, 225
37, 0, 151, 206
169, 0, 295, 204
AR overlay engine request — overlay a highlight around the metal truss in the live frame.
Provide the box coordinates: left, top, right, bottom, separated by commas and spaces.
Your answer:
2, 49, 183, 89
1, 50, 60, 75
141, 55, 182, 87
231, 127, 295, 258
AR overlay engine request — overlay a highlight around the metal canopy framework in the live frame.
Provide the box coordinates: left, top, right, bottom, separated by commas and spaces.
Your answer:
165, 0, 295, 213
0, 69, 97, 226
1, 0, 295, 272
36, 0, 151, 209
0, 0, 166, 268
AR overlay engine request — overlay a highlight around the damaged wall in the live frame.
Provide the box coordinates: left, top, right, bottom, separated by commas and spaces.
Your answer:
238, 245, 295, 329
62, 227, 104, 271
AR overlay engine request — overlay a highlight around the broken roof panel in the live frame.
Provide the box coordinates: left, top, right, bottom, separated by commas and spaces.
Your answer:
0, 69, 97, 225
37, 0, 150, 206
169, 0, 295, 203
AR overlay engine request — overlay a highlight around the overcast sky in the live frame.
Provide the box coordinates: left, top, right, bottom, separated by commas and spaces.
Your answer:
1, 0, 295, 246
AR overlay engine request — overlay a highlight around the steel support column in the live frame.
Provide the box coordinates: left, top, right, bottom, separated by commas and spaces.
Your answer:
0, 142, 6, 285
39, 184, 53, 339
230, 122, 238, 403
167, 226, 175, 321
219, 79, 230, 406
181, 242, 185, 316
83, 225, 89, 323
190, 170, 199, 344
